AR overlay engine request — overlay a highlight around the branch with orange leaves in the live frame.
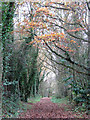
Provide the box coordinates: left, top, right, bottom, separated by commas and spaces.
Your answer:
28, 32, 88, 71
43, 40, 89, 72
47, 15, 88, 35
43, 20, 89, 43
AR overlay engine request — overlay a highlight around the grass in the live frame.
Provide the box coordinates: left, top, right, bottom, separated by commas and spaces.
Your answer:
28, 95, 42, 103
51, 96, 68, 104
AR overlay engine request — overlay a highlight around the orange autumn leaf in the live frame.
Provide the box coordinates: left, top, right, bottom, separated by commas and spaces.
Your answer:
70, 40, 76, 43
67, 27, 84, 33
60, 36, 64, 39
36, 7, 49, 13
61, 33, 65, 36
76, 28, 80, 31
68, 49, 74, 52
28, 41, 35, 45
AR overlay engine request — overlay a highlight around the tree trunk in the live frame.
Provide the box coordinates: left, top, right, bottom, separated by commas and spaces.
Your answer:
2, 2, 15, 96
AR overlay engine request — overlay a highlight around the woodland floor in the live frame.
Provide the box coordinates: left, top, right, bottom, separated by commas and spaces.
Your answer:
19, 97, 90, 119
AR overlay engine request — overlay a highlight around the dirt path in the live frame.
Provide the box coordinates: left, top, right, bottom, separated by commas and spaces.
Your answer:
19, 97, 89, 118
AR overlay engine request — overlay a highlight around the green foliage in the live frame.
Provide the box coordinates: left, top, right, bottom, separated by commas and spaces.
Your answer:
16, 40, 39, 102
51, 96, 68, 104
2, 90, 19, 118
63, 75, 90, 111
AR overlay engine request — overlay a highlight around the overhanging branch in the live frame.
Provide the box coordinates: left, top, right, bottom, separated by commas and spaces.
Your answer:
44, 40, 89, 71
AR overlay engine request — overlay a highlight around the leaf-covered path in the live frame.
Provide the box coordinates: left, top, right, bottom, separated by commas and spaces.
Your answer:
19, 97, 89, 119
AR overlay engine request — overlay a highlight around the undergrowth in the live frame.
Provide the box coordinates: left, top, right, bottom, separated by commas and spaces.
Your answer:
28, 95, 42, 103
2, 96, 42, 118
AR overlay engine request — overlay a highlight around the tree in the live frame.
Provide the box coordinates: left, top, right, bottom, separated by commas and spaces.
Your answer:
13, 1, 43, 102
2, 2, 20, 117
12, 0, 90, 111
